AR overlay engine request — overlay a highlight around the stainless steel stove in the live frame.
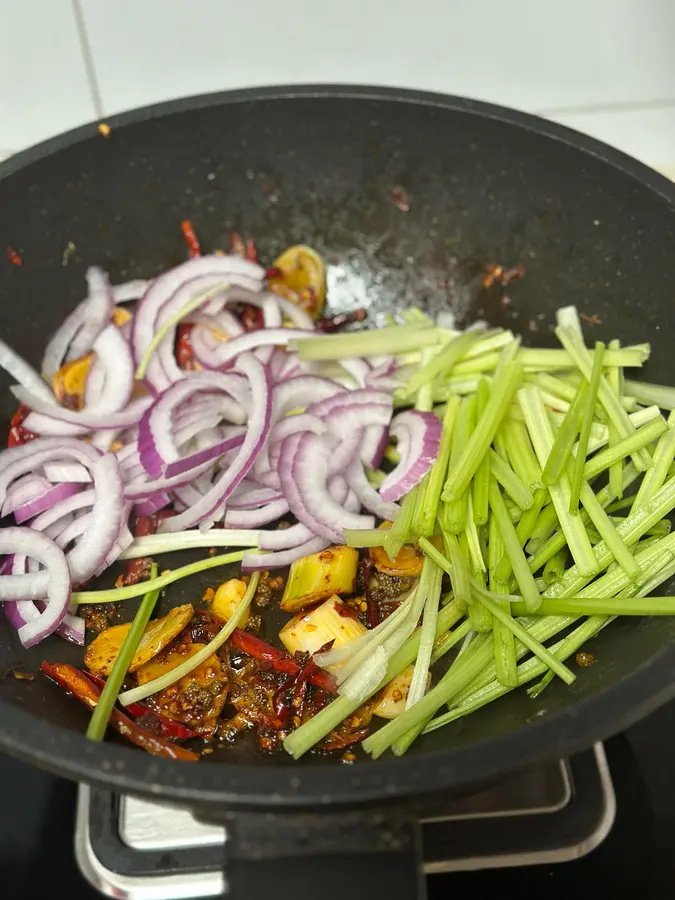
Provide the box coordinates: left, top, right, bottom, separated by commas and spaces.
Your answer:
75, 743, 615, 900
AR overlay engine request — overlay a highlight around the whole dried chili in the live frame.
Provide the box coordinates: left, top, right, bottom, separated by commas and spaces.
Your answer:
315, 308, 367, 332
6, 245, 22, 266
41, 662, 198, 761
245, 238, 259, 263
264, 266, 283, 281
320, 728, 369, 753
229, 629, 336, 692
118, 511, 175, 587
361, 555, 379, 628
83, 671, 198, 740
7, 403, 38, 448
175, 323, 197, 370
180, 219, 201, 258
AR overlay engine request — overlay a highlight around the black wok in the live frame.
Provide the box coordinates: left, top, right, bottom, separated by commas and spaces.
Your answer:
1, 85, 675, 898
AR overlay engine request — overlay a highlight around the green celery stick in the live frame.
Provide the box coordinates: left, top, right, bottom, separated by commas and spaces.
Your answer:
442, 357, 522, 502
518, 387, 597, 576
87, 565, 160, 741
397, 331, 481, 400
471, 378, 492, 525
413, 393, 460, 536
501, 418, 543, 491
487, 479, 542, 610
442, 395, 476, 532
543, 548, 567, 585
541, 383, 585, 486
624, 378, 675, 411
583, 417, 668, 482
489, 449, 534, 510
569, 341, 606, 512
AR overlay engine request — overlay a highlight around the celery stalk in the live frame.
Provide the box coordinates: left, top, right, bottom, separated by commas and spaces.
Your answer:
607, 339, 624, 500
624, 378, 675, 410
488, 479, 542, 610
501, 418, 543, 491
442, 357, 522, 503
397, 331, 481, 401
518, 387, 597, 576
489, 449, 534, 510
413, 394, 460, 536
86, 565, 160, 741
582, 417, 668, 482
442, 395, 476, 532
541, 384, 585, 486
471, 378, 492, 525
569, 342, 605, 512
631, 410, 675, 511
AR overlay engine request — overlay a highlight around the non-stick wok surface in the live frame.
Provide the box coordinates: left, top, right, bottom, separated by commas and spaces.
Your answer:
1, 86, 675, 809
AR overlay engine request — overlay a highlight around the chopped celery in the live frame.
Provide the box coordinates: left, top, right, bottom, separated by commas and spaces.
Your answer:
442, 395, 476, 532
607, 339, 624, 500
470, 586, 575, 685
406, 563, 442, 709
509, 595, 675, 616
471, 378, 492, 525
518, 388, 597, 576
543, 548, 567, 585
465, 494, 487, 574
569, 341, 605, 512
119, 529, 259, 559
525, 502, 559, 554
86, 565, 160, 741
541, 383, 585, 486
487, 479, 542, 611
72, 551, 247, 604
488, 449, 533, 510
577, 482, 641, 580
442, 357, 522, 503
463, 534, 491, 632
501, 418, 543, 491
555, 319, 651, 470
515, 489, 547, 548
624, 378, 675, 411
294, 323, 439, 360
583, 417, 668, 482
631, 410, 675, 511
518, 346, 648, 371
413, 394, 460, 536
397, 331, 481, 401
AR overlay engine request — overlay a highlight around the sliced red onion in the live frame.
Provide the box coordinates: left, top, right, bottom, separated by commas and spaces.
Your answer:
266, 412, 328, 473
360, 425, 389, 469
113, 279, 150, 303
196, 327, 313, 369
224, 497, 289, 528
84, 356, 106, 407
0, 527, 71, 647
188, 310, 245, 337
42, 302, 89, 380
3, 475, 52, 516
286, 433, 375, 541
340, 358, 370, 387
42, 513, 75, 541
0, 439, 101, 506
160, 354, 272, 532
54, 514, 90, 549
16, 389, 152, 430
322, 401, 393, 475
13, 483, 81, 524
123, 459, 214, 500
0, 339, 56, 403
346, 461, 400, 521
43, 463, 92, 483
30, 489, 96, 533
258, 477, 350, 552
21, 412, 90, 438
131, 256, 263, 391
379, 410, 442, 502
89, 324, 134, 413
241, 535, 330, 572
307, 388, 391, 420
0, 454, 123, 599
138, 373, 247, 478
274, 295, 315, 331
227, 483, 285, 509
164, 433, 244, 479
152, 274, 234, 390
190, 325, 229, 369
91, 428, 124, 452
272, 375, 346, 420
133, 494, 171, 516
68, 267, 115, 362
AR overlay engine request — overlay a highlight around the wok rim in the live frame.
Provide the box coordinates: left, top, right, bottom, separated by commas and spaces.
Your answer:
2, 83, 675, 808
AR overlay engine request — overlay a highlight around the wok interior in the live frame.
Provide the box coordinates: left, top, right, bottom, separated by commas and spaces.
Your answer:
2, 92, 675, 768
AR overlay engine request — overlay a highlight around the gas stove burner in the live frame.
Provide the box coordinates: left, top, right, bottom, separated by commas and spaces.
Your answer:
75, 744, 615, 899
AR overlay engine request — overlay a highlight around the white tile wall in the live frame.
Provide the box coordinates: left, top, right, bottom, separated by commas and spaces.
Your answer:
1, 0, 675, 171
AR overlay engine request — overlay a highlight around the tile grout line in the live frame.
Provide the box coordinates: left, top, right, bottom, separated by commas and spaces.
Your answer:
71, 0, 105, 118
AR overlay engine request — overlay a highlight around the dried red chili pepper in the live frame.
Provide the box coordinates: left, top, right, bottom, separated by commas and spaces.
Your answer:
7, 403, 38, 448
482, 263, 525, 289
175, 323, 198, 371
392, 187, 410, 212
264, 266, 283, 280
238, 303, 264, 331
41, 662, 198, 761
83, 671, 199, 740
361, 555, 379, 629
315, 308, 367, 332
245, 238, 259, 263
180, 219, 201, 259
6, 245, 22, 266
229, 629, 337, 692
